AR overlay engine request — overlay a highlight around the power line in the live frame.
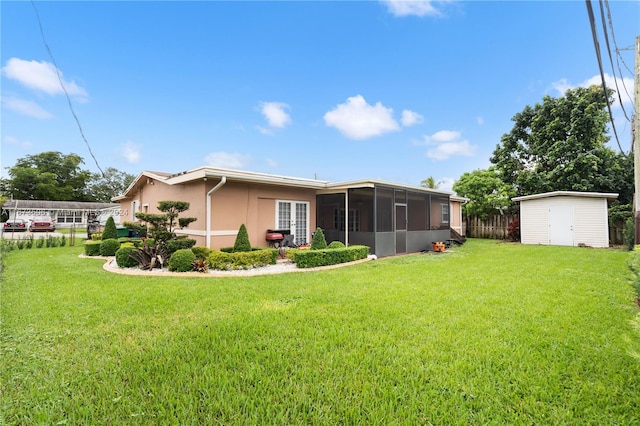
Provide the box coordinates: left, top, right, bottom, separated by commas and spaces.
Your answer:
600, 0, 632, 122
30, 0, 106, 177
585, 0, 624, 153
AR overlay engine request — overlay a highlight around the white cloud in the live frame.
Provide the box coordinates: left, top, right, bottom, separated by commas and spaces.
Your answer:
1, 96, 52, 119
3, 134, 32, 150
204, 151, 250, 168
438, 177, 456, 191
426, 140, 476, 160
324, 95, 400, 140
121, 142, 141, 164
2, 57, 88, 101
381, 0, 445, 17
420, 130, 477, 160
266, 158, 278, 168
428, 130, 461, 143
551, 73, 634, 107
259, 101, 292, 129
401, 109, 424, 127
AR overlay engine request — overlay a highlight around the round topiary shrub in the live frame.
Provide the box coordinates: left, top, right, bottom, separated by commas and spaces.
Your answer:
102, 216, 118, 240
115, 246, 139, 268
327, 241, 346, 249
99, 238, 121, 256
168, 249, 196, 272
311, 227, 327, 250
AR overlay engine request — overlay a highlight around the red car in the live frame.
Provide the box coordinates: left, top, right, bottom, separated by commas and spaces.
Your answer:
29, 217, 56, 232
3, 219, 27, 232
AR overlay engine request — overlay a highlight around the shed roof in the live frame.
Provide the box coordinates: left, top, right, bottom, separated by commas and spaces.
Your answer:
512, 191, 618, 202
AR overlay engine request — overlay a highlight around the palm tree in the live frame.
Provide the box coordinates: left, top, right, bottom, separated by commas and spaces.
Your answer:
420, 176, 442, 189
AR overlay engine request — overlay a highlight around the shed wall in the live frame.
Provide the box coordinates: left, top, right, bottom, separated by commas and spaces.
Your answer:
519, 196, 609, 248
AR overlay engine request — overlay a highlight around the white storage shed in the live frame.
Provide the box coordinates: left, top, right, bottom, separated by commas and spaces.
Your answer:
512, 191, 618, 248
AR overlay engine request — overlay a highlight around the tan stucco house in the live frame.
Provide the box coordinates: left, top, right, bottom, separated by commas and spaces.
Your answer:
113, 166, 465, 257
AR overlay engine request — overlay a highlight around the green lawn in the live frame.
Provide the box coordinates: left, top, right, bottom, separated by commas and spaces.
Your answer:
1, 240, 639, 424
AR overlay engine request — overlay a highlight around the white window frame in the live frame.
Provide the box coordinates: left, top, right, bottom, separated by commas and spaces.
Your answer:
441, 203, 450, 223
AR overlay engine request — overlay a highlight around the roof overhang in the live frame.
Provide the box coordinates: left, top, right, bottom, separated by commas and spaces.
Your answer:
512, 191, 619, 202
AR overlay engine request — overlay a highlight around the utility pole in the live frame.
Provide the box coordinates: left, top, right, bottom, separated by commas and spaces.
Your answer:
634, 36, 640, 243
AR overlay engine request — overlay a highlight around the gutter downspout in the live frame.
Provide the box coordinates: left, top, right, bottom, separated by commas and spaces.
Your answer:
206, 176, 227, 249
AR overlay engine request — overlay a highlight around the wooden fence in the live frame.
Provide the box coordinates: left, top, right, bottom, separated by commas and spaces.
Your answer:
467, 214, 518, 239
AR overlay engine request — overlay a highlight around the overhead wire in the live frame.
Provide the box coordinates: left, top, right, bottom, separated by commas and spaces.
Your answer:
604, 0, 635, 113
599, 0, 632, 123
585, 0, 624, 153
30, 0, 106, 177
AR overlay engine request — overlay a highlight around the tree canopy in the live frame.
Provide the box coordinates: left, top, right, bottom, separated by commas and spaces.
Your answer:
0, 151, 135, 203
452, 168, 516, 219
490, 85, 632, 204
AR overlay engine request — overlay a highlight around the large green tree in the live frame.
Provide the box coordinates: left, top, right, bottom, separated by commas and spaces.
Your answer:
490, 86, 632, 204
1, 151, 94, 201
452, 168, 516, 219
88, 167, 135, 203
1, 152, 135, 203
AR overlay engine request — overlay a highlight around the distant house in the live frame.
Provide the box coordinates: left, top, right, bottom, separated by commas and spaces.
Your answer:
1, 200, 121, 227
114, 167, 462, 257
512, 191, 618, 248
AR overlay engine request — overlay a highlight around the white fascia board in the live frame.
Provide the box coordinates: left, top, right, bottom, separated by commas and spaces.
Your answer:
512, 191, 619, 202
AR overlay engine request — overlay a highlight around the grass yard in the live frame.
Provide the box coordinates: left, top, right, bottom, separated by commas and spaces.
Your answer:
1, 239, 639, 424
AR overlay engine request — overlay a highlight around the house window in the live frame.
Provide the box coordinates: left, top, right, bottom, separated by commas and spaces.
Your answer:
335, 209, 360, 232
441, 204, 449, 223
56, 211, 82, 223
131, 200, 140, 220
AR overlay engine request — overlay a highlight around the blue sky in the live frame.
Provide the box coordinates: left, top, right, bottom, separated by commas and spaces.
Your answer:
1, 1, 637, 192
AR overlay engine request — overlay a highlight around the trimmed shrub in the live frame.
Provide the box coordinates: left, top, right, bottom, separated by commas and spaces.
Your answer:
311, 227, 327, 250
115, 246, 139, 268
60, 235, 67, 247
327, 241, 346, 249
192, 246, 212, 261
166, 238, 196, 254
294, 245, 369, 268
91, 233, 103, 241
84, 241, 102, 256
208, 248, 277, 270
233, 224, 252, 252
624, 217, 635, 251
102, 217, 118, 240
35, 238, 45, 248
100, 238, 121, 256
168, 249, 196, 272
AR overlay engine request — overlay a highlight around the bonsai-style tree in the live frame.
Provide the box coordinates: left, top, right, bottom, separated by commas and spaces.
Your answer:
135, 201, 197, 244
102, 216, 118, 240
133, 201, 197, 269
233, 224, 252, 252
311, 227, 327, 250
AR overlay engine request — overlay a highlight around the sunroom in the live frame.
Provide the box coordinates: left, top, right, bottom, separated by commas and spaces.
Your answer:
317, 181, 451, 257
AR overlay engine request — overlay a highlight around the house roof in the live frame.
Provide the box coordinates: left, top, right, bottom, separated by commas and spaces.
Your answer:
2, 200, 120, 210
512, 191, 619, 202
114, 166, 457, 200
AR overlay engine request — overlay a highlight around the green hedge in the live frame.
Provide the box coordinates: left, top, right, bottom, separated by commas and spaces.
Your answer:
100, 239, 121, 256
628, 247, 640, 302
84, 241, 102, 256
208, 248, 277, 270
294, 245, 369, 269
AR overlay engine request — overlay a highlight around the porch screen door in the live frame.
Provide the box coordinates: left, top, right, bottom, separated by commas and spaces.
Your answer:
277, 201, 309, 245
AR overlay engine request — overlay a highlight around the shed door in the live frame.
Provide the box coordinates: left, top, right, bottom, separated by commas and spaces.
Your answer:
549, 205, 574, 246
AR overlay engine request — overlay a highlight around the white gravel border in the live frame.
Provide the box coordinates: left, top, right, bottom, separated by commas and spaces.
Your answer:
94, 255, 376, 277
